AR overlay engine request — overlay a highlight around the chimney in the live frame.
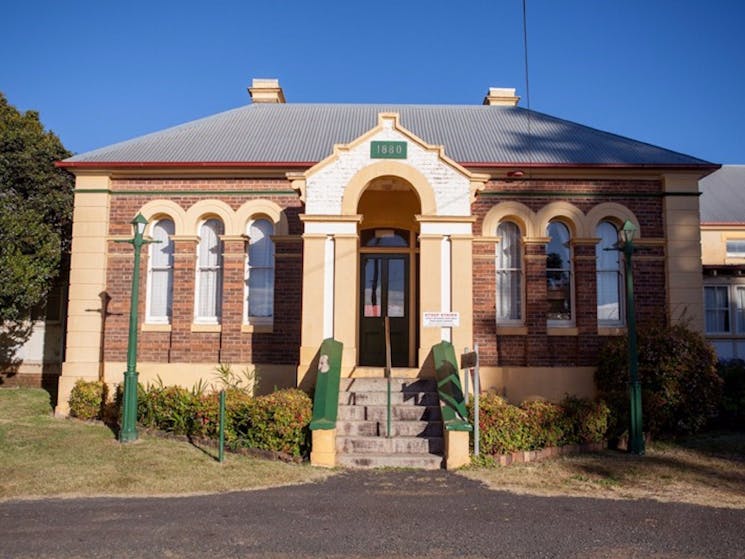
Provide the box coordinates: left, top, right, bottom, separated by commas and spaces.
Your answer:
248, 78, 286, 103
483, 87, 520, 106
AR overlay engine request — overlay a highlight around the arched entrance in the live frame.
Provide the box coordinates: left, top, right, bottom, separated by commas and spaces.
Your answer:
357, 176, 420, 368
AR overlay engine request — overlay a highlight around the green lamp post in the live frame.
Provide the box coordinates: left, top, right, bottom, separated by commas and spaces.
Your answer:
620, 220, 645, 455
118, 213, 150, 443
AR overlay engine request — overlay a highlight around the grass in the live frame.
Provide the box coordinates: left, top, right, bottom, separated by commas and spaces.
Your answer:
0, 388, 330, 501
460, 433, 745, 509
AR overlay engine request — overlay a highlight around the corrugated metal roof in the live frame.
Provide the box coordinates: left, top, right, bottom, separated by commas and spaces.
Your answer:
64, 103, 713, 166
700, 165, 745, 223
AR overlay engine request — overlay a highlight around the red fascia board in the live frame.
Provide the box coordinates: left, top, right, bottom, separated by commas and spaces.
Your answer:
56, 161, 317, 169
56, 160, 720, 172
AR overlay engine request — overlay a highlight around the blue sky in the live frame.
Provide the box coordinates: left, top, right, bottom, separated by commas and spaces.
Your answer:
3, 0, 743, 163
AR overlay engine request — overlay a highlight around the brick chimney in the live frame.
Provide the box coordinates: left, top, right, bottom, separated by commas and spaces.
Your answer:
248, 78, 286, 103
483, 87, 520, 106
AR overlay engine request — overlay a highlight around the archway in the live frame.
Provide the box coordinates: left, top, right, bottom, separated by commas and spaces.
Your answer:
357, 176, 421, 367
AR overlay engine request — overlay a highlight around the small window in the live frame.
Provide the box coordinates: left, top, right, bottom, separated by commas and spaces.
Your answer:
596, 221, 623, 325
546, 221, 572, 323
246, 219, 275, 321
195, 219, 224, 323
361, 228, 409, 248
726, 240, 745, 258
496, 221, 522, 322
704, 285, 730, 333
147, 219, 175, 323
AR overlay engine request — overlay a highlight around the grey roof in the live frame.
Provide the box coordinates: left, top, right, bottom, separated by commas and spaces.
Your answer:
700, 165, 745, 223
64, 103, 713, 167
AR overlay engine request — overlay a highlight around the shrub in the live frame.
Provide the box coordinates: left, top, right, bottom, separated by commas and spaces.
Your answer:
559, 395, 609, 445
595, 323, 722, 439
473, 393, 534, 454
717, 359, 745, 428
233, 389, 312, 457
521, 399, 566, 449
68, 380, 106, 420
138, 384, 202, 435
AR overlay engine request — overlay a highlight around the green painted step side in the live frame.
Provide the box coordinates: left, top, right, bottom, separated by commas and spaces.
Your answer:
309, 338, 343, 430
432, 341, 473, 432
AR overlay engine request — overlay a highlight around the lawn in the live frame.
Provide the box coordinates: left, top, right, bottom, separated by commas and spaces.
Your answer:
460, 432, 745, 509
0, 388, 330, 501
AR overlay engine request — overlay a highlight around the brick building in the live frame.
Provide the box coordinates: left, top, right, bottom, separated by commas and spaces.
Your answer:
56, 79, 716, 426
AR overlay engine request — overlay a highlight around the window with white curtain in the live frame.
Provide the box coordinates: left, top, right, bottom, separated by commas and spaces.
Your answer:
705, 285, 730, 334
546, 221, 573, 323
596, 221, 623, 325
245, 219, 275, 321
195, 219, 224, 322
146, 219, 174, 323
496, 221, 522, 323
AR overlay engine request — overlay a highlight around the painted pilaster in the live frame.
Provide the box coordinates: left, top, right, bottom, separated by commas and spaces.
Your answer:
450, 234, 474, 356
57, 175, 111, 415
418, 234, 443, 369
663, 173, 705, 332
297, 233, 328, 389
333, 234, 359, 373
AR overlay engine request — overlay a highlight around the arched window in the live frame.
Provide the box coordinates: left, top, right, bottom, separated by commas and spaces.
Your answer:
546, 221, 572, 323
246, 218, 275, 321
596, 221, 623, 325
146, 219, 174, 323
496, 221, 522, 322
195, 219, 224, 322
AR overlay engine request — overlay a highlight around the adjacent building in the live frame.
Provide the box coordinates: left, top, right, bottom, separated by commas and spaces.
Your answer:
53, 79, 717, 414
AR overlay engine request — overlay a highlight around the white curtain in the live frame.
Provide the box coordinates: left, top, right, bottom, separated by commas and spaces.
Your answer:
596, 221, 621, 322
546, 221, 572, 321
247, 219, 274, 318
196, 219, 223, 321
705, 286, 729, 333
147, 219, 174, 322
496, 221, 522, 321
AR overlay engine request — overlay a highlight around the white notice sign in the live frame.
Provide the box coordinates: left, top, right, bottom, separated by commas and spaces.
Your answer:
423, 312, 460, 328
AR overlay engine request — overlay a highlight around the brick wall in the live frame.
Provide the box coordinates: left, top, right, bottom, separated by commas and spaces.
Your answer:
472, 178, 667, 368
103, 178, 303, 366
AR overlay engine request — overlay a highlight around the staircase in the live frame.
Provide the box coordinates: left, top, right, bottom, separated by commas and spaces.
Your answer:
336, 376, 444, 469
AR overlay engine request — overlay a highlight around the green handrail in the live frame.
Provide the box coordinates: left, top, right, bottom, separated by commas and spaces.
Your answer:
432, 341, 473, 432
309, 338, 343, 430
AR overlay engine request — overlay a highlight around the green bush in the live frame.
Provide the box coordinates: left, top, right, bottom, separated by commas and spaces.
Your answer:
138, 384, 202, 435
595, 323, 722, 439
559, 395, 609, 445
233, 389, 313, 457
521, 399, 566, 449
472, 393, 608, 455
717, 359, 745, 428
68, 380, 106, 420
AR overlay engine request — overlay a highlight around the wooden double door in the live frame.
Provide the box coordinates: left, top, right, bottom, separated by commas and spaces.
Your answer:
359, 254, 412, 367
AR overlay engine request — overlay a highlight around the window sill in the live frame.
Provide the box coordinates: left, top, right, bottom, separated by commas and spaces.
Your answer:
598, 326, 626, 336
496, 325, 528, 336
547, 327, 579, 336
191, 323, 222, 333
142, 323, 172, 332
242, 323, 273, 334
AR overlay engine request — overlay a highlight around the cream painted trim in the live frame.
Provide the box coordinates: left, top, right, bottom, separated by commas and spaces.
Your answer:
185, 200, 234, 234
304, 221, 360, 235
341, 160, 438, 216
171, 235, 200, 242
142, 323, 172, 332
496, 326, 528, 335
535, 201, 587, 237
420, 222, 473, 235
586, 202, 642, 238
139, 200, 188, 236
241, 323, 273, 333
300, 214, 364, 222
415, 215, 477, 223
323, 236, 335, 339
287, 172, 306, 202
598, 326, 626, 336
235, 199, 289, 236
547, 327, 580, 336
482, 201, 537, 237
191, 323, 222, 333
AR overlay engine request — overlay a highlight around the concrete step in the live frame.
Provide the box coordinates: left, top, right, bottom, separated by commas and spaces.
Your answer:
336, 453, 444, 470
340, 378, 437, 393
349, 367, 421, 379
340, 390, 439, 406
338, 404, 442, 422
335, 420, 443, 438
337, 436, 444, 454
